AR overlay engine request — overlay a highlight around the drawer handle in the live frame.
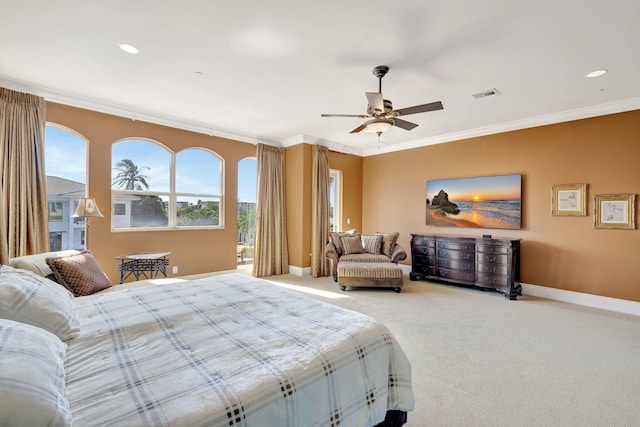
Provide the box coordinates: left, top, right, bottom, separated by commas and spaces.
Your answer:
488, 267, 497, 273
463, 254, 472, 260
486, 256, 497, 262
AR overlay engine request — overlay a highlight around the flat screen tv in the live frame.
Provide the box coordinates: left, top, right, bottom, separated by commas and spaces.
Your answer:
426, 174, 522, 230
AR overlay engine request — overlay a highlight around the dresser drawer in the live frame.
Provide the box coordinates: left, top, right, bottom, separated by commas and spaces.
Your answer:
476, 263, 508, 275
476, 273, 510, 287
437, 268, 475, 283
476, 243, 510, 255
413, 264, 436, 276
437, 249, 475, 261
412, 236, 436, 247
413, 254, 435, 267
437, 241, 475, 251
412, 246, 435, 257
437, 258, 474, 272
477, 253, 508, 264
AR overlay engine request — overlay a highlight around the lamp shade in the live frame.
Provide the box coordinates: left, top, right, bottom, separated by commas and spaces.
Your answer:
73, 197, 104, 218
364, 119, 393, 135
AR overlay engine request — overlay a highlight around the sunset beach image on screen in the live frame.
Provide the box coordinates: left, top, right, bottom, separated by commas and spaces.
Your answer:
426, 174, 522, 229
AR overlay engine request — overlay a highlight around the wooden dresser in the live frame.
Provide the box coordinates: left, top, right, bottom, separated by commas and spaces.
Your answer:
410, 234, 522, 300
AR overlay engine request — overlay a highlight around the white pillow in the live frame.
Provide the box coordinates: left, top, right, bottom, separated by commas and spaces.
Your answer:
9, 250, 81, 278
0, 265, 80, 341
0, 318, 72, 426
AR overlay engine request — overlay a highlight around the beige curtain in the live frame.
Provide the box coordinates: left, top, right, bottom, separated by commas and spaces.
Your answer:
0, 88, 49, 263
311, 144, 330, 277
252, 144, 289, 277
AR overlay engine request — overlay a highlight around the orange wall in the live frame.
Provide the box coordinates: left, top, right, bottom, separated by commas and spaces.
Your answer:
328, 150, 363, 233
362, 110, 640, 301
285, 144, 312, 268
46, 102, 256, 283
284, 145, 363, 269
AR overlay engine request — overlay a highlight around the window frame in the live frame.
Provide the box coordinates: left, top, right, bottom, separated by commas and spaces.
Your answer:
111, 140, 224, 231
329, 169, 342, 232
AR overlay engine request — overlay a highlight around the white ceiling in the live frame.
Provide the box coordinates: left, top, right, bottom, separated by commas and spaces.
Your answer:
2, 0, 639, 156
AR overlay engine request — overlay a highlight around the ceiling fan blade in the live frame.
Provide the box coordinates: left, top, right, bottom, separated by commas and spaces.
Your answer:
321, 113, 370, 118
393, 118, 419, 131
365, 92, 384, 113
394, 101, 443, 116
349, 123, 367, 133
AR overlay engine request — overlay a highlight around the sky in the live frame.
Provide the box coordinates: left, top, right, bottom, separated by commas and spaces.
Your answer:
45, 126, 257, 202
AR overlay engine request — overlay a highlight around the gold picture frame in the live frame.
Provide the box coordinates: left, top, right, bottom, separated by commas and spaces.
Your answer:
551, 184, 587, 216
594, 194, 636, 229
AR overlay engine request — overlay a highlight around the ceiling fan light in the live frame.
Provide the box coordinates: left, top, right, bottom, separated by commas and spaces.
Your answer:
364, 119, 393, 134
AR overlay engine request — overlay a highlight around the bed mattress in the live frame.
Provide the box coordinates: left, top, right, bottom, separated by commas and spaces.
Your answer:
65, 273, 414, 426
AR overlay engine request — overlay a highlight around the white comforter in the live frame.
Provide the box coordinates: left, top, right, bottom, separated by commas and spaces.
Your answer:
66, 273, 414, 426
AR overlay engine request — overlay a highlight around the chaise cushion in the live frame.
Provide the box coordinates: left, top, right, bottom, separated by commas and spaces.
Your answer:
362, 234, 383, 254
340, 234, 365, 255
329, 229, 357, 256
340, 253, 392, 264
376, 232, 400, 258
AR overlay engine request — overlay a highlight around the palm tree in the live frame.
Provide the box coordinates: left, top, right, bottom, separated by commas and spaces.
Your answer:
112, 159, 150, 190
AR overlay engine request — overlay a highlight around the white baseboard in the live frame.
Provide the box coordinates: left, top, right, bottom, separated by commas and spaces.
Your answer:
522, 283, 640, 316
288, 266, 311, 277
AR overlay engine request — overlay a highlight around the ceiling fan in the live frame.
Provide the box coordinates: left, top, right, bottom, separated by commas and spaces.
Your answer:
321, 65, 443, 136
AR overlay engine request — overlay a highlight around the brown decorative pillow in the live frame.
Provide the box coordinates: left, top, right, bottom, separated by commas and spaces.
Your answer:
330, 229, 357, 256
46, 251, 112, 297
362, 234, 383, 254
340, 234, 365, 255
376, 232, 400, 258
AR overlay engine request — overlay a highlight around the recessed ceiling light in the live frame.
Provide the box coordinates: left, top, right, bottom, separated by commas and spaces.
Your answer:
586, 69, 607, 78
118, 43, 139, 54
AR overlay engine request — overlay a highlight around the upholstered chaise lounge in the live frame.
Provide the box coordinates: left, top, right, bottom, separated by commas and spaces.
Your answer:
325, 231, 407, 292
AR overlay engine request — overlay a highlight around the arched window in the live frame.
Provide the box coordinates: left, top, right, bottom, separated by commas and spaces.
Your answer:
111, 140, 224, 229
45, 124, 87, 250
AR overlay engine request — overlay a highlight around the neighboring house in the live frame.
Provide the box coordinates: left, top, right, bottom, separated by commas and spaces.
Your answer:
46, 176, 85, 251
112, 195, 140, 229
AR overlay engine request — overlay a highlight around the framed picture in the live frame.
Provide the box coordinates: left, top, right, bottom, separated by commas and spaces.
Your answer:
551, 183, 587, 216
594, 194, 636, 229
425, 174, 522, 230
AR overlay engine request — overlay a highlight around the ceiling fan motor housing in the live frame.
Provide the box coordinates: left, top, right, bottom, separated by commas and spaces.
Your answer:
367, 99, 393, 116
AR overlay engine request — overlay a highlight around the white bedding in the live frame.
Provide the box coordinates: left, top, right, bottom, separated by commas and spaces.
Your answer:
66, 273, 414, 426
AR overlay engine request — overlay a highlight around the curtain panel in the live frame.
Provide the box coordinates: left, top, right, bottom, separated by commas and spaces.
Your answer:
311, 144, 330, 277
0, 88, 49, 263
252, 144, 289, 277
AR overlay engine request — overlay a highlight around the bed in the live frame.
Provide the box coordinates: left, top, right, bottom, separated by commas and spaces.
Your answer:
1, 256, 414, 427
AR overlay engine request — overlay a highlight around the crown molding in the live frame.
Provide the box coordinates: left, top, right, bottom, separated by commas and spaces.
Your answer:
282, 134, 363, 156
0, 76, 282, 147
361, 97, 640, 156
4, 76, 637, 157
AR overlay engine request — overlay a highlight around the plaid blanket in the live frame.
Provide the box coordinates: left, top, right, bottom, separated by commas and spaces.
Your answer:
66, 273, 414, 426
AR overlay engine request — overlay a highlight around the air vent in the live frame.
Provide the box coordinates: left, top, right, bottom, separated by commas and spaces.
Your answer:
472, 88, 501, 100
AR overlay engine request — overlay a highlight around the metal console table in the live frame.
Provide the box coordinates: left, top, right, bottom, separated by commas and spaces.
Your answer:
115, 252, 172, 284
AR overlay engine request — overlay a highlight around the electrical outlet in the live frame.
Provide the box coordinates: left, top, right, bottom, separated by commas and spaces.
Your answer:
347, 218, 351, 224
172, 266, 178, 274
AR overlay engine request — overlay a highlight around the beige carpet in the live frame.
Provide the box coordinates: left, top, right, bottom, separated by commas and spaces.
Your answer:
253, 272, 640, 427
